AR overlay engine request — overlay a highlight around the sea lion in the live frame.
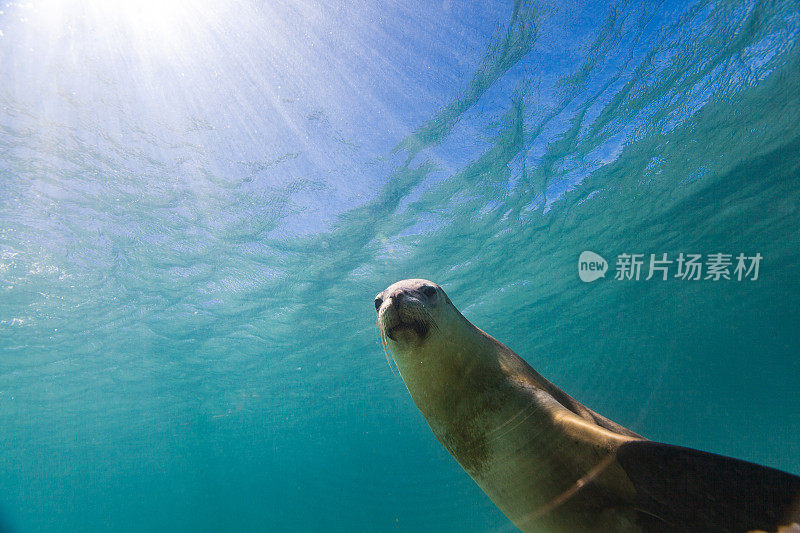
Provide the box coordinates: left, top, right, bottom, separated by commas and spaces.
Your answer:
375, 278, 800, 533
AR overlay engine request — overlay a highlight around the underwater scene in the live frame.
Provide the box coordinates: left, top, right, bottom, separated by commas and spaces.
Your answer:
1, 0, 800, 531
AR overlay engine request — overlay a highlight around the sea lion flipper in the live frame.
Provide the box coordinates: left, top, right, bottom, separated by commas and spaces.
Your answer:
615, 440, 800, 532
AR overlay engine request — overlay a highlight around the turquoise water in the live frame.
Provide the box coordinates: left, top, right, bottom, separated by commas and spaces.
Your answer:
1, 0, 799, 531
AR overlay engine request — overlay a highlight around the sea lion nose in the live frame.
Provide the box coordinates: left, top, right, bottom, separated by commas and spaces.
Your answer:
390, 290, 405, 310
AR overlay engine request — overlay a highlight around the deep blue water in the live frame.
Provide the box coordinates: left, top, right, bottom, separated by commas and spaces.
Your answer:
1, 0, 799, 531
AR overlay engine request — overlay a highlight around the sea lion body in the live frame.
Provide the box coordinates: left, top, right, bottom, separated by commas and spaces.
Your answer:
375, 279, 800, 533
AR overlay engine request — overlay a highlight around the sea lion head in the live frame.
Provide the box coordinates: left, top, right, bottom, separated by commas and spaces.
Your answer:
375, 278, 457, 350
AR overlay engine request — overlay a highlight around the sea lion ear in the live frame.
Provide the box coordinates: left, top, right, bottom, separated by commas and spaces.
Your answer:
441, 289, 451, 305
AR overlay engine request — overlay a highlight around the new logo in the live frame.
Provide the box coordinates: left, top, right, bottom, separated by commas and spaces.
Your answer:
578, 251, 608, 283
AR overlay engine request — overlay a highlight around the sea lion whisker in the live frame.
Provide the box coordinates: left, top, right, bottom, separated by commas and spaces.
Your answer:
420, 307, 438, 334
378, 319, 400, 375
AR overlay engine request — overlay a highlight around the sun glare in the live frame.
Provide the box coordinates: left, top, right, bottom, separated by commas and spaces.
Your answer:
19, 0, 217, 59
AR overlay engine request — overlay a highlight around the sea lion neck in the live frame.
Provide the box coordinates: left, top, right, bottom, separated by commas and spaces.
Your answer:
392, 313, 506, 423
393, 309, 491, 375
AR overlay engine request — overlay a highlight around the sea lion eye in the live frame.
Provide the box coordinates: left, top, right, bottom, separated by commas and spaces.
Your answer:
420, 286, 437, 300
374, 296, 383, 311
